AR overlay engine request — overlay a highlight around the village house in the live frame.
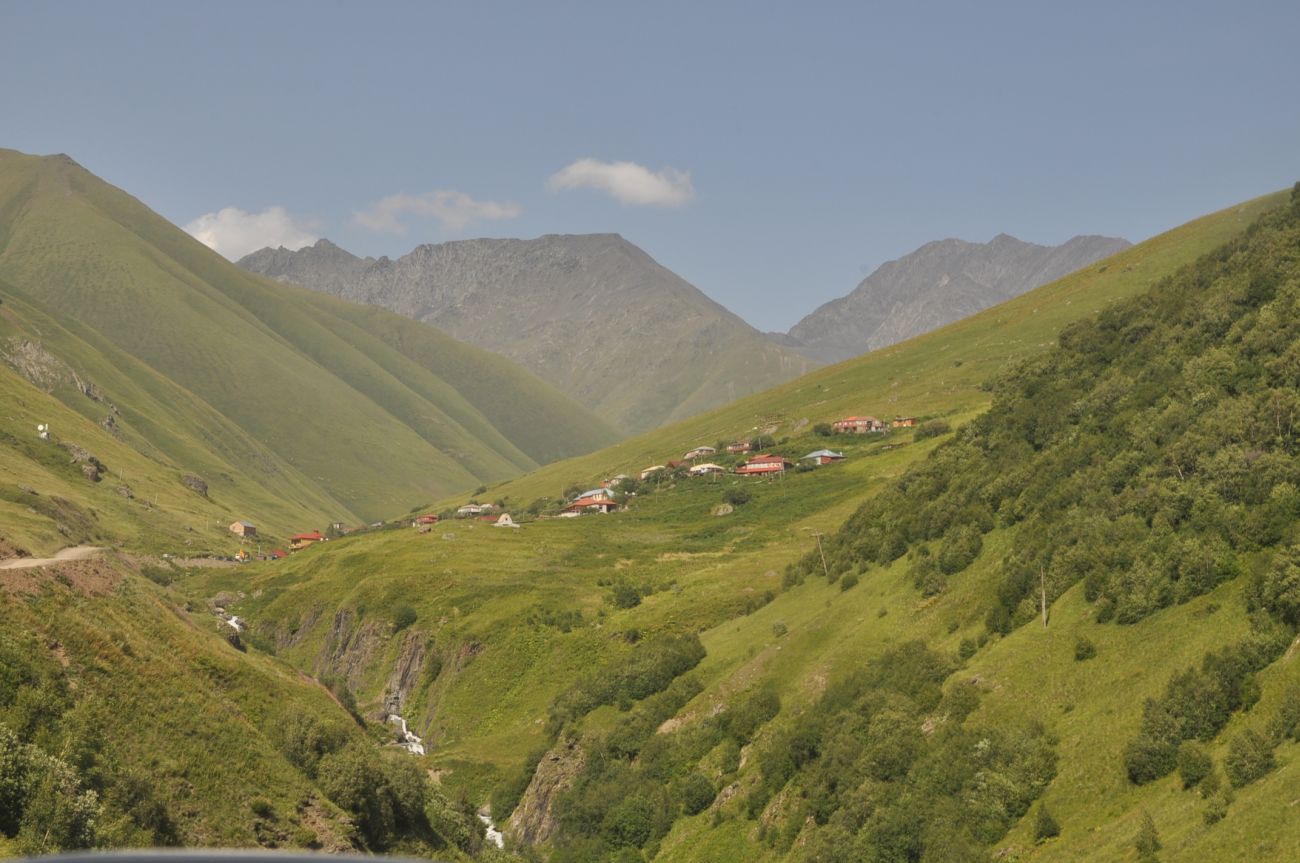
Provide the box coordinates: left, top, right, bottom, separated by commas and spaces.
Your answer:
229, 520, 257, 538
735, 454, 793, 475
892, 416, 917, 428
565, 496, 618, 515
689, 462, 726, 477
456, 503, 493, 517
413, 514, 440, 526
493, 513, 519, 528
576, 487, 616, 502
725, 441, 753, 454
833, 415, 887, 434
639, 465, 666, 481
803, 449, 846, 465
289, 531, 324, 551
683, 445, 716, 460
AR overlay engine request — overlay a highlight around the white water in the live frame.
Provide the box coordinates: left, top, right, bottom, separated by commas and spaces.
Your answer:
386, 713, 426, 756
224, 615, 244, 632
478, 813, 504, 849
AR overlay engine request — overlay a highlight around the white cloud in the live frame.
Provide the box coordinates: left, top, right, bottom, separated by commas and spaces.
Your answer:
184, 206, 319, 260
352, 191, 523, 235
547, 158, 695, 207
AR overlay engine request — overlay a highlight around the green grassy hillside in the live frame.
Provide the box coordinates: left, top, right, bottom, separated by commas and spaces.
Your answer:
0, 556, 500, 859
173, 187, 1296, 863
0, 149, 618, 532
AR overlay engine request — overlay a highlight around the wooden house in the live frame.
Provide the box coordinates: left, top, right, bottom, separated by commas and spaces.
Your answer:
832, 416, 886, 434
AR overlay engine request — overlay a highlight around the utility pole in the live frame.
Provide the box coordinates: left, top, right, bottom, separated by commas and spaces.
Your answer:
813, 531, 829, 579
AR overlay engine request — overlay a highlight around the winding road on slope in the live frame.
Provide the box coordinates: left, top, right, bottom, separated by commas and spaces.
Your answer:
0, 545, 104, 570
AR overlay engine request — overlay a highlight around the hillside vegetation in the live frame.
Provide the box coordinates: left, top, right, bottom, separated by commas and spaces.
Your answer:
2, 163, 1294, 862
0, 149, 618, 538
172, 187, 1296, 863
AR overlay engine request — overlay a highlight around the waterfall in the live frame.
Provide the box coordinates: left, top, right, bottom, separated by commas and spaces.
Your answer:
386, 713, 426, 756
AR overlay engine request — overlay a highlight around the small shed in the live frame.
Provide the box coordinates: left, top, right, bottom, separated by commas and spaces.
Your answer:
229, 520, 257, 538
493, 513, 520, 528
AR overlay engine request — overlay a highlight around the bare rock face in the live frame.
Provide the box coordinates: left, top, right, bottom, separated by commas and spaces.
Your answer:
181, 473, 208, 496
240, 236, 817, 433
508, 737, 586, 845
61, 442, 104, 482
784, 233, 1131, 363
383, 630, 428, 713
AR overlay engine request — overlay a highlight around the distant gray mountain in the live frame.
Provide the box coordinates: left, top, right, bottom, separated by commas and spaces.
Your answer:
784, 233, 1131, 363
239, 234, 816, 433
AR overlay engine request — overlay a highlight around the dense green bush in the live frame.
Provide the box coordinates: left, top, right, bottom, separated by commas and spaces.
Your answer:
722, 487, 751, 506
680, 772, 716, 816
1224, 728, 1276, 787
1073, 636, 1097, 661
1125, 623, 1290, 784
1034, 803, 1060, 842
1177, 741, 1212, 789
392, 604, 418, 632
914, 419, 951, 439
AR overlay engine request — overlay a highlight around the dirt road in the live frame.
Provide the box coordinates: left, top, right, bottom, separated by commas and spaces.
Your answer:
0, 545, 104, 570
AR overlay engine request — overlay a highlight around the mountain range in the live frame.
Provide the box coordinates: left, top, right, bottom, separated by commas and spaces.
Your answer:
779, 232, 1132, 362
240, 235, 817, 434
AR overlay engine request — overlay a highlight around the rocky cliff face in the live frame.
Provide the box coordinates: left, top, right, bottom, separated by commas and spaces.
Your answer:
785, 233, 1131, 363
240, 235, 817, 433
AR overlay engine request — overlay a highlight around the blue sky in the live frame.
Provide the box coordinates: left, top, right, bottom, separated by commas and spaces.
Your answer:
2, 0, 1298, 331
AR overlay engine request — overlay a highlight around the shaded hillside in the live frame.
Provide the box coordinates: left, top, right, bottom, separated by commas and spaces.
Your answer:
239, 234, 817, 433
0, 149, 618, 527
785, 233, 1130, 362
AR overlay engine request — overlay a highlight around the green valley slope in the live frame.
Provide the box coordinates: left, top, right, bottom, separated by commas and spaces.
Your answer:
177, 184, 1294, 863
0, 149, 618, 544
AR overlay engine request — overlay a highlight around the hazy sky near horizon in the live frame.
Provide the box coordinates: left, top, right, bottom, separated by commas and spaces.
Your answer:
3, 0, 1298, 331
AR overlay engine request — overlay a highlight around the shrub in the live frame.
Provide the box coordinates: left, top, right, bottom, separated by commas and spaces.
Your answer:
1074, 636, 1097, 661
680, 772, 716, 816
914, 419, 951, 440
1177, 742, 1212, 789
392, 604, 417, 632
1124, 732, 1177, 785
722, 488, 751, 507
771, 621, 788, 638
840, 572, 860, 592
1224, 729, 1276, 787
1134, 812, 1161, 862
813, 423, 833, 437
1033, 803, 1060, 842
611, 581, 643, 609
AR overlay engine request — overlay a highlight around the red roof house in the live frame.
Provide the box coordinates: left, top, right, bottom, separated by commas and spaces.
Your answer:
734, 454, 793, 475
290, 531, 324, 551
565, 496, 618, 514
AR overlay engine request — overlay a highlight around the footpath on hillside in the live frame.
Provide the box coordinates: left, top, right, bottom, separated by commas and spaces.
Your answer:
0, 545, 103, 570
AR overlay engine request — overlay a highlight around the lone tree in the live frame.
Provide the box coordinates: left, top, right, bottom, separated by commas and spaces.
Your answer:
1135, 812, 1161, 862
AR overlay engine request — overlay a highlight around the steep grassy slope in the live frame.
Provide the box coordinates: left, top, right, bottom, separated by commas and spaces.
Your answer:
0, 149, 618, 526
180, 188, 1294, 863
0, 556, 502, 859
